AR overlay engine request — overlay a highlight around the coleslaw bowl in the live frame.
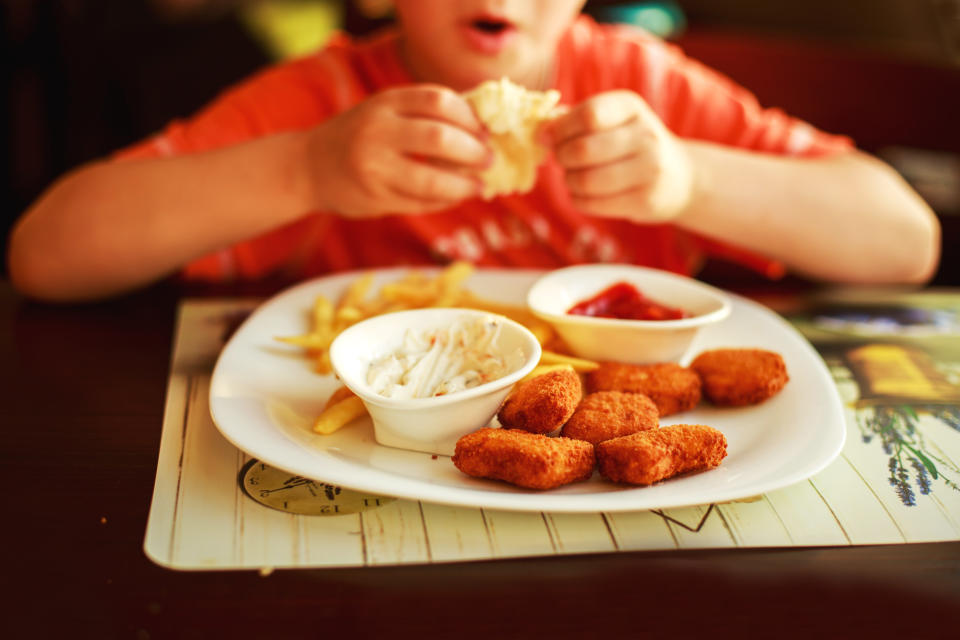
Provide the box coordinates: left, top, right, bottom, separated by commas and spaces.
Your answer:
329, 308, 541, 456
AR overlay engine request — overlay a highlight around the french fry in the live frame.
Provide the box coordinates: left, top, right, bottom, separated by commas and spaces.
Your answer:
380, 282, 431, 306
275, 333, 330, 350
334, 305, 364, 327
314, 350, 332, 374
275, 294, 335, 355
313, 396, 367, 434
278, 262, 580, 382
433, 261, 474, 306
518, 363, 575, 384
450, 289, 559, 347
340, 272, 374, 308
275, 264, 607, 440
334, 272, 374, 329
378, 271, 433, 307
436, 261, 473, 291
312, 295, 334, 330
431, 293, 460, 308
539, 349, 600, 372
323, 385, 357, 410
527, 322, 555, 346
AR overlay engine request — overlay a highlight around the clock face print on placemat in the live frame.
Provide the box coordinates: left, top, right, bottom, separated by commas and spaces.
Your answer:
240, 459, 395, 515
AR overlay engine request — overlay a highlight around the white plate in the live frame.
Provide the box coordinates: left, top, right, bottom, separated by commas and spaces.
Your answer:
209, 268, 846, 513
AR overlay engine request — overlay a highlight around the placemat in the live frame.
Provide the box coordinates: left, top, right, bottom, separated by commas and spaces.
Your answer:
144, 293, 960, 570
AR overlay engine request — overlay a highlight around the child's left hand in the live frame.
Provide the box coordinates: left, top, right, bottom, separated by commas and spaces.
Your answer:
546, 90, 694, 222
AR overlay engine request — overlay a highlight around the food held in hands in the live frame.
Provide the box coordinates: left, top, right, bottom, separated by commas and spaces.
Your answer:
561, 390, 659, 444
366, 315, 524, 399
690, 348, 789, 406
586, 361, 701, 416
463, 77, 563, 199
453, 428, 595, 490
497, 367, 582, 433
596, 424, 727, 485
567, 281, 689, 320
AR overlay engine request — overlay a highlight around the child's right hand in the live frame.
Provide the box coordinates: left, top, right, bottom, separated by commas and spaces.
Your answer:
304, 85, 491, 217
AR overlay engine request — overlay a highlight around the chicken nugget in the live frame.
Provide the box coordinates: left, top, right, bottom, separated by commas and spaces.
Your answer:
585, 362, 700, 416
561, 391, 659, 444
597, 424, 727, 485
498, 367, 581, 434
452, 428, 595, 490
690, 348, 788, 406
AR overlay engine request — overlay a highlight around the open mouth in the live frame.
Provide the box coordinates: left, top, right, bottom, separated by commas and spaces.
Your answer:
472, 18, 511, 34
462, 14, 517, 54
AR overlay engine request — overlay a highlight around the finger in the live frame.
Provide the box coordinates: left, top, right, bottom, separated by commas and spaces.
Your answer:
379, 191, 455, 215
394, 118, 490, 167
365, 177, 461, 216
388, 189, 461, 214
387, 155, 481, 203
548, 91, 640, 144
570, 189, 647, 219
387, 85, 485, 136
555, 120, 653, 170
565, 155, 656, 198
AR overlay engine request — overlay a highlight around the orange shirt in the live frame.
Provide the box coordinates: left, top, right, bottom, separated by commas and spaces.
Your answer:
116, 16, 853, 282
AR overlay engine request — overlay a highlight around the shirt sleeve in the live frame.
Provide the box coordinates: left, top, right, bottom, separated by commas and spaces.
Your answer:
602, 22, 854, 158
595, 22, 854, 277
109, 40, 356, 282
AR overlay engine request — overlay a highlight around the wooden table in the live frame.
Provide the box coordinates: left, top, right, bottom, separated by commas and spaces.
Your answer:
3, 279, 959, 639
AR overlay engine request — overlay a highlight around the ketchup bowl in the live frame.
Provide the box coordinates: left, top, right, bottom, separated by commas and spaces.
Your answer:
526, 264, 731, 364
329, 308, 541, 456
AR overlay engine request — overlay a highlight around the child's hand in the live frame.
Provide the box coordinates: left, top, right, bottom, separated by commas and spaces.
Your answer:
547, 90, 694, 222
306, 85, 490, 217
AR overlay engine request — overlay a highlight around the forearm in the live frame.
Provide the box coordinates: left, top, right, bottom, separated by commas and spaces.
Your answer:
677, 142, 941, 284
8, 131, 314, 301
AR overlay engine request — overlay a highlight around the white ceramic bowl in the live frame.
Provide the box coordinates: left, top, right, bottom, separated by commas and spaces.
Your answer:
527, 264, 731, 364
329, 308, 541, 456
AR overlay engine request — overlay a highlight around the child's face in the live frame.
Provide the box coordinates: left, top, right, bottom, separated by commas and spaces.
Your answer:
395, 0, 587, 91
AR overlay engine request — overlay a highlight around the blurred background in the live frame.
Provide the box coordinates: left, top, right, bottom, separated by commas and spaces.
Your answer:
3, 0, 959, 285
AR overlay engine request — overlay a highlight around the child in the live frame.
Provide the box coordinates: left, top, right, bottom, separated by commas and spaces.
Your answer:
8, 0, 940, 301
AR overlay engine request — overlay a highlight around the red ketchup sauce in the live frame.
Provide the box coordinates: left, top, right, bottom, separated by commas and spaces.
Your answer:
567, 281, 689, 321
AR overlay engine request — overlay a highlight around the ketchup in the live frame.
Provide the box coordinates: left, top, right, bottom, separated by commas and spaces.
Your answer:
567, 281, 689, 321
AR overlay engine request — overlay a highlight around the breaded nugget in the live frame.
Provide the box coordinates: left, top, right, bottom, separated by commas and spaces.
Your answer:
497, 367, 581, 434
585, 362, 700, 416
452, 428, 595, 490
690, 348, 789, 406
597, 424, 727, 485
560, 391, 659, 444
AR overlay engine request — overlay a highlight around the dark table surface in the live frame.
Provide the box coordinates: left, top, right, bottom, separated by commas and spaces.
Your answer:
3, 279, 959, 640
